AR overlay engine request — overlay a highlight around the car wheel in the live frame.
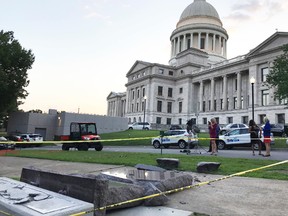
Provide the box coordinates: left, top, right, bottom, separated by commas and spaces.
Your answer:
95, 144, 103, 151
217, 141, 226, 150
153, 140, 161, 149
282, 132, 287, 137
178, 140, 187, 149
128, 127, 133, 130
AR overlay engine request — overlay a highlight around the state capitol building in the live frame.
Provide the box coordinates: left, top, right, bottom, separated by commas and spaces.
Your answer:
107, 0, 288, 127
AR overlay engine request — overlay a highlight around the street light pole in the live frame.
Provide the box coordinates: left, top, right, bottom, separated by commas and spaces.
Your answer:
143, 96, 147, 129
250, 77, 255, 121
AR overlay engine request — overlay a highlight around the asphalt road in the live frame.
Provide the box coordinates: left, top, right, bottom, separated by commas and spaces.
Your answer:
34, 144, 288, 160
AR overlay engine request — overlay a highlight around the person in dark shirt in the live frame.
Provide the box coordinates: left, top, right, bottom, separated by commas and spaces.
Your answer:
248, 119, 262, 156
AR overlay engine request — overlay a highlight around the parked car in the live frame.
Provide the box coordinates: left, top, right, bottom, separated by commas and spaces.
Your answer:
128, 122, 151, 130
26, 134, 44, 142
261, 124, 286, 137
169, 125, 182, 130
12, 134, 44, 142
0, 136, 16, 150
6, 133, 43, 148
218, 128, 274, 150
151, 129, 198, 149
219, 123, 249, 135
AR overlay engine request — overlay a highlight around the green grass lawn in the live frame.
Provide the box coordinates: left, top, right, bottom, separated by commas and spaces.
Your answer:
4, 149, 288, 181
2, 129, 288, 181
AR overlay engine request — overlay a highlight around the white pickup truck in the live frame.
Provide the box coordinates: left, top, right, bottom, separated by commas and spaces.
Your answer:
218, 128, 274, 150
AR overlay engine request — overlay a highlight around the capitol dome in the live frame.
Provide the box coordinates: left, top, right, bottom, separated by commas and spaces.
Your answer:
177, 0, 222, 28
180, 0, 220, 22
169, 0, 228, 65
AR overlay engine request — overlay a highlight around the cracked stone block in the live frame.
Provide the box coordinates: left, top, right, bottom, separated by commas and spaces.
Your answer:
196, 162, 221, 173
156, 158, 180, 170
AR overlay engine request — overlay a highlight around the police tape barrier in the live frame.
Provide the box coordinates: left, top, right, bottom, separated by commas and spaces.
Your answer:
0, 210, 13, 216
70, 160, 288, 216
1, 136, 286, 145
0, 137, 157, 146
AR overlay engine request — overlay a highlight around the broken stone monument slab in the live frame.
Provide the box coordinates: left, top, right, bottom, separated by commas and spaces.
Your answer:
135, 164, 166, 172
20, 165, 198, 213
156, 158, 180, 170
101, 166, 193, 207
0, 177, 94, 216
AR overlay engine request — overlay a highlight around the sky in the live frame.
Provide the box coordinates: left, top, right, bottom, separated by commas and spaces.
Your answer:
0, 0, 288, 115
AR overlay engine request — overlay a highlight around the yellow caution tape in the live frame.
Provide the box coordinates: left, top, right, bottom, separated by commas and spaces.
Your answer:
1, 136, 286, 145
70, 160, 288, 216
0, 210, 13, 216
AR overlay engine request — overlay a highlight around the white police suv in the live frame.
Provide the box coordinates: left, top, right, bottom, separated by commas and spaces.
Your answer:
151, 129, 198, 149
218, 128, 274, 150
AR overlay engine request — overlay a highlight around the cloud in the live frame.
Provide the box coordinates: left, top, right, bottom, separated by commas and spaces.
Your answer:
231, 0, 262, 12
81, 0, 112, 23
223, 0, 288, 27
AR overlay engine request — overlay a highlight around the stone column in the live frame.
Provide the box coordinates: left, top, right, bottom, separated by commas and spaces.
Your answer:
170, 40, 174, 58
183, 34, 186, 51
210, 78, 215, 111
177, 36, 180, 54
237, 72, 242, 109
125, 91, 129, 113
199, 81, 203, 112
206, 32, 209, 50
218, 36, 222, 54
224, 39, 227, 58
213, 34, 216, 52
190, 33, 194, 48
223, 75, 227, 110
174, 39, 177, 56
198, 32, 201, 49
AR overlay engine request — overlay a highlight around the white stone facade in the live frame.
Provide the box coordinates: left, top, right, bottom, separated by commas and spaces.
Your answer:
107, 0, 288, 127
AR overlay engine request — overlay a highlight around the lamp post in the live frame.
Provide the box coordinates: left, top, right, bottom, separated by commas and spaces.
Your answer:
250, 77, 256, 121
143, 96, 147, 129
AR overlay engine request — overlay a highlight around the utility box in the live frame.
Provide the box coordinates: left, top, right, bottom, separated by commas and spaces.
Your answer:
0, 177, 94, 216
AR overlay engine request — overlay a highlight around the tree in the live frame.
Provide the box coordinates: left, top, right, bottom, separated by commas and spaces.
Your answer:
0, 30, 35, 120
28, 109, 43, 113
266, 44, 288, 102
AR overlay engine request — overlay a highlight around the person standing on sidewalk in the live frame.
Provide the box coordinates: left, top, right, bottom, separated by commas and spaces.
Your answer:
248, 119, 262, 156
263, 117, 271, 157
208, 118, 218, 156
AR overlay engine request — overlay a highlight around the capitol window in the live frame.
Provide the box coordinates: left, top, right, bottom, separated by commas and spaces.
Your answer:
261, 67, 269, 82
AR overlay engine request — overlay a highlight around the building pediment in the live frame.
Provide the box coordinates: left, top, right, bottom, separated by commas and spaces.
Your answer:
247, 32, 288, 57
126, 60, 152, 76
106, 91, 126, 100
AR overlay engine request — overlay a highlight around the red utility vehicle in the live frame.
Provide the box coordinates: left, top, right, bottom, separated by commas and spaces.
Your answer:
61, 122, 103, 151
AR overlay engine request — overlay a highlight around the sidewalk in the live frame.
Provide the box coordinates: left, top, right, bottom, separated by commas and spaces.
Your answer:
0, 156, 288, 216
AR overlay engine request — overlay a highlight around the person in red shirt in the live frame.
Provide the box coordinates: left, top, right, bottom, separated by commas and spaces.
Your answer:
208, 118, 218, 156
